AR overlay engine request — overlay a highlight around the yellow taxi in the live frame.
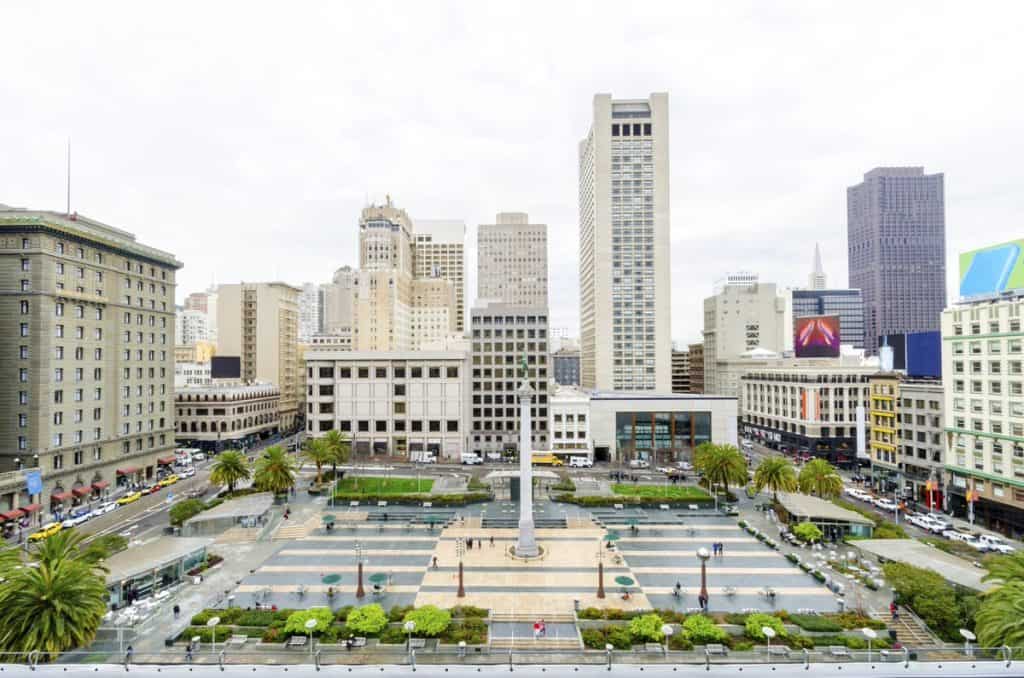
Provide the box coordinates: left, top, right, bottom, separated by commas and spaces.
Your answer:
531, 453, 564, 467
28, 522, 64, 542
116, 491, 142, 506
160, 474, 179, 487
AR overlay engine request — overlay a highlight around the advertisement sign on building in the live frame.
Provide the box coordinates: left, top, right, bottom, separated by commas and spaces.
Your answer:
24, 470, 42, 496
959, 239, 1024, 299
794, 315, 840, 358
880, 331, 941, 378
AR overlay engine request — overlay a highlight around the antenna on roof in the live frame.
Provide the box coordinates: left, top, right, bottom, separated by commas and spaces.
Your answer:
65, 138, 71, 217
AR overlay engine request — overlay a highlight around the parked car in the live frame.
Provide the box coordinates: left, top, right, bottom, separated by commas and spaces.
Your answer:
485, 452, 505, 463
628, 459, 650, 469
62, 509, 93, 528
28, 522, 64, 542
180, 467, 196, 479
460, 452, 483, 465
160, 474, 180, 486
675, 461, 694, 471
192, 452, 207, 462
924, 515, 952, 533
95, 502, 118, 515
874, 498, 899, 512
908, 513, 936, 530
943, 528, 976, 542
977, 534, 1016, 553
116, 492, 142, 505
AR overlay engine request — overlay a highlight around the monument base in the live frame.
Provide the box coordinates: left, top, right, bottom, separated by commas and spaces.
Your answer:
508, 544, 545, 561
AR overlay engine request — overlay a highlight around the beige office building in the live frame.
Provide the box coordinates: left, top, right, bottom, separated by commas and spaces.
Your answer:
578, 93, 672, 392
216, 282, 301, 430
175, 382, 281, 444
0, 207, 180, 519
319, 266, 356, 335
413, 219, 465, 332
477, 212, 547, 308
672, 348, 690, 394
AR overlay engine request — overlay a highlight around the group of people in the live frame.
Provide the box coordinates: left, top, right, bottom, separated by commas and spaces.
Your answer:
532, 619, 547, 638
710, 541, 726, 556
465, 536, 495, 550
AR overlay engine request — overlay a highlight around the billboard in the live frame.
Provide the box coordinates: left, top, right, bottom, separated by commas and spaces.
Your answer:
959, 239, 1024, 299
210, 356, 241, 380
794, 315, 840, 358
880, 331, 941, 378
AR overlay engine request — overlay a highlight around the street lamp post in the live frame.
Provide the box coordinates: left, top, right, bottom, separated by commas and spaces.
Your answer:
355, 541, 365, 599
206, 616, 221, 656
762, 626, 776, 664
862, 627, 877, 663
697, 547, 711, 610
661, 624, 674, 655
404, 620, 416, 654
596, 543, 605, 599
456, 537, 466, 598
305, 618, 318, 657
959, 628, 976, 657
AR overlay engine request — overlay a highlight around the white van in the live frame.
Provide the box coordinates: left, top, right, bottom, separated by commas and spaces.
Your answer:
569, 456, 593, 468
460, 452, 483, 465
977, 534, 1015, 553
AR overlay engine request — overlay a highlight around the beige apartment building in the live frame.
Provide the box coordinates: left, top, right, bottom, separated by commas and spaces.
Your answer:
216, 282, 301, 430
578, 93, 672, 392
0, 207, 180, 521
319, 266, 356, 335
477, 212, 548, 308
175, 382, 281, 446
413, 219, 465, 332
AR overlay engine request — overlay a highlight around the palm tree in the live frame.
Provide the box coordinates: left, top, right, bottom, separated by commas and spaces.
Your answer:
303, 438, 334, 485
0, 550, 108, 655
322, 429, 351, 466
975, 580, 1024, 651
210, 450, 250, 493
982, 551, 1024, 587
753, 456, 798, 500
694, 443, 748, 498
31, 529, 108, 571
254, 445, 299, 496
797, 458, 843, 498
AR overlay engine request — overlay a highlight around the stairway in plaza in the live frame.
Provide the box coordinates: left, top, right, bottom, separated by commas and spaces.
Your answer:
273, 514, 320, 540
489, 636, 581, 650
481, 516, 567, 529
489, 612, 581, 650
872, 607, 942, 648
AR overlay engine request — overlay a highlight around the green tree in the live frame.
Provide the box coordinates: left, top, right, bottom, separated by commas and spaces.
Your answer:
975, 580, 1024, 651
792, 522, 823, 543
346, 603, 388, 635
628, 613, 666, 642
254, 445, 299, 495
682, 614, 728, 644
982, 551, 1024, 587
30, 529, 109, 570
745, 613, 787, 640
282, 607, 334, 635
752, 456, 797, 500
0, 542, 109, 655
210, 450, 250, 493
402, 605, 452, 637
694, 442, 748, 498
169, 498, 207, 527
303, 438, 334, 485
797, 458, 843, 498
322, 429, 351, 466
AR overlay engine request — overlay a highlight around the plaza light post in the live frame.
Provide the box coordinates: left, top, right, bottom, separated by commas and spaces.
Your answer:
762, 626, 776, 664
697, 547, 711, 607
596, 543, 605, 599
862, 627, 877, 663
305, 618, 318, 658
355, 541, 365, 599
960, 628, 976, 657
456, 536, 466, 598
206, 616, 221, 656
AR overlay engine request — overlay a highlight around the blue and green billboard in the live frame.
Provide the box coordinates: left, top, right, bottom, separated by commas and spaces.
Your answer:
959, 239, 1024, 299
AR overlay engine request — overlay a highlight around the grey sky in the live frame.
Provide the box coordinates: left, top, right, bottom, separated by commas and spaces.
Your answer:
3, 2, 1023, 345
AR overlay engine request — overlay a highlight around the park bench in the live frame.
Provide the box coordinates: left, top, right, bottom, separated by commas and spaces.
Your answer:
409, 638, 426, 649
349, 501, 359, 508
422, 502, 432, 508
645, 642, 665, 654
286, 636, 307, 648
613, 504, 624, 510
659, 504, 670, 511
228, 635, 248, 647
378, 500, 388, 507
351, 637, 367, 648
688, 504, 699, 511
705, 644, 728, 656
828, 646, 851, 659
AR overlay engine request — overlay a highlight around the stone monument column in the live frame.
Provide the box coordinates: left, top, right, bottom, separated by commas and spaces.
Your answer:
515, 381, 539, 557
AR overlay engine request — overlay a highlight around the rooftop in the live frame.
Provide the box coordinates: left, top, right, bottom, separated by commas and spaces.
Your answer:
184, 493, 275, 525
851, 539, 993, 592
103, 537, 212, 584
776, 492, 875, 526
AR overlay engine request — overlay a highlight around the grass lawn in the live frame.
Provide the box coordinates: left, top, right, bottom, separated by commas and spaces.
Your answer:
612, 484, 711, 500
335, 476, 433, 494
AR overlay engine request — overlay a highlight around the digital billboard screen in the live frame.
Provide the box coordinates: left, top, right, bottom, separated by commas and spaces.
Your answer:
959, 239, 1024, 299
794, 315, 840, 358
210, 356, 241, 380
880, 331, 941, 378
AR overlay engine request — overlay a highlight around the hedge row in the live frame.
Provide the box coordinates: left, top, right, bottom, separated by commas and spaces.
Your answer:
553, 493, 715, 507
331, 491, 491, 506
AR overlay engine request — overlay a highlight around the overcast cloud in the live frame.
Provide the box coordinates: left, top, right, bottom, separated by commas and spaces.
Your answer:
2, 1, 1023, 345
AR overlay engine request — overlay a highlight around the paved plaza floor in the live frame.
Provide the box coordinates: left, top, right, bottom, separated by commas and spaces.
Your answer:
220, 500, 839, 617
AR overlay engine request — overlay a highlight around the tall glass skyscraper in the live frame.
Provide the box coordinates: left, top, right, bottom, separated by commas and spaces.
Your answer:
791, 289, 865, 351
847, 167, 946, 355
578, 93, 671, 392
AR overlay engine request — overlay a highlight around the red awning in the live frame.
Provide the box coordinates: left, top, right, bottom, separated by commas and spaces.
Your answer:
72, 486, 92, 498
116, 467, 140, 476
157, 456, 177, 465
21, 503, 41, 514
92, 480, 110, 491
0, 509, 25, 522
51, 491, 74, 502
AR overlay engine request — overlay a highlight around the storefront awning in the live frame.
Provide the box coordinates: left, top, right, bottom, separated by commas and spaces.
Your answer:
116, 467, 140, 476
157, 456, 177, 465
21, 503, 41, 514
0, 509, 25, 522
51, 491, 74, 502
72, 486, 92, 498
92, 480, 110, 491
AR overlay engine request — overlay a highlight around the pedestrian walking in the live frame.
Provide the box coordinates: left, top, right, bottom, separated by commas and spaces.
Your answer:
125, 645, 134, 663
477, 538, 482, 549
467, 537, 473, 550
173, 603, 180, 619
185, 643, 193, 663
890, 602, 899, 621
489, 535, 495, 547
719, 542, 724, 557
432, 556, 438, 569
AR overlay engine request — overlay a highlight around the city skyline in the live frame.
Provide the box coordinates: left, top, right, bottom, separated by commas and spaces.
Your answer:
3, 4, 1023, 346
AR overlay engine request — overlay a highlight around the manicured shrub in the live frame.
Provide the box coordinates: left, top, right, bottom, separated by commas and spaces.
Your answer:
786, 634, 814, 649
788, 614, 841, 632
170, 498, 207, 526
346, 604, 389, 635
283, 607, 334, 635
792, 522, 822, 543
606, 626, 634, 649
378, 626, 407, 644
442, 618, 488, 645
731, 640, 754, 651
628, 613, 666, 642
812, 570, 826, 582
402, 605, 451, 637
668, 633, 694, 650
449, 605, 488, 618
581, 628, 606, 649
745, 613, 786, 640
785, 553, 800, 564
388, 604, 414, 622
723, 612, 748, 625
682, 615, 728, 644
334, 605, 354, 622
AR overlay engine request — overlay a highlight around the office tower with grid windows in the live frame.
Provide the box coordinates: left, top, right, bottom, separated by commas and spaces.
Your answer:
477, 212, 548, 308
0, 206, 181, 515
297, 282, 321, 342
413, 219, 466, 333
847, 167, 946, 355
578, 93, 671, 392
